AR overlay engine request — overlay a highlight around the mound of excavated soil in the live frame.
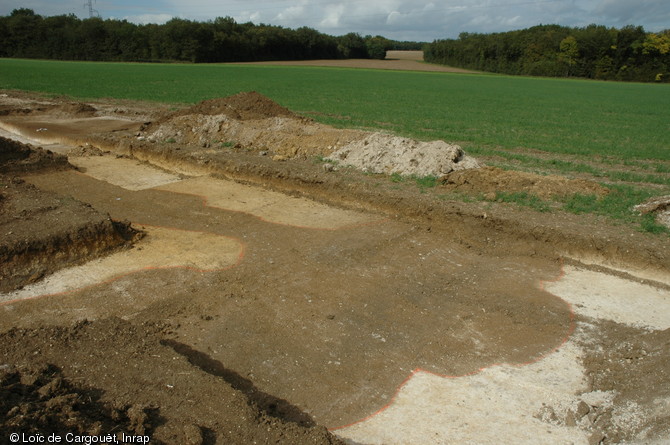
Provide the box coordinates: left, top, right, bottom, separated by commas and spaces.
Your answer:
143, 91, 366, 158
327, 132, 480, 176
140, 91, 481, 176
172, 91, 300, 121
143, 113, 365, 158
53, 102, 97, 117
0, 136, 71, 173
0, 317, 345, 444
441, 166, 609, 200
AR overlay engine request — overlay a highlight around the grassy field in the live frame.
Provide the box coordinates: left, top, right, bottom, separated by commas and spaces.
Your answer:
1, 58, 668, 160
1, 58, 668, 232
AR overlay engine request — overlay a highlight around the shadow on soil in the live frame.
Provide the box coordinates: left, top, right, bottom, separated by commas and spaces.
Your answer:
162, 339, 316, 427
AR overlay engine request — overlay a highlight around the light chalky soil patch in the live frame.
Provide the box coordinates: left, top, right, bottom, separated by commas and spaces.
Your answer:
336, 266, 670, 445
69, 154, 183, 190
155, 176, 379, 230
336, 340, 589, 445
545, 266, 670, 331
0, 226, 244, 303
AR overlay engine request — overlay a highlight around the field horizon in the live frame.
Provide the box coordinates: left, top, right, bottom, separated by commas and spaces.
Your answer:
1, 57, 668, 161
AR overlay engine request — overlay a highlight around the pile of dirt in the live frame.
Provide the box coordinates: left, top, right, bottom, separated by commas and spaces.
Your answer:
441, 166, 610, 200
52, 102, 97, 117
0, 136, 71, 173
66, 144, 107, 157
327, 132, 480, 176
171, 91, 300, 121
142, 113, 365, 159
139, 92, 481, 175
142, 91, 366, 158
0, 317, 345, 444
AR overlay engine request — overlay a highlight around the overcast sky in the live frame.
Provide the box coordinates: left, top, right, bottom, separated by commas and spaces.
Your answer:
3, 0, 669, 41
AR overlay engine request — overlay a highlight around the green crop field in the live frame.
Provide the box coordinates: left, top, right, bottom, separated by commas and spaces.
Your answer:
1, 58, 668, 232
1, 58, 668, 161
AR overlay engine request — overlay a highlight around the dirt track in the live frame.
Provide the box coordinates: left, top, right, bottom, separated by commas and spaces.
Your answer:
1, 91, 670, 444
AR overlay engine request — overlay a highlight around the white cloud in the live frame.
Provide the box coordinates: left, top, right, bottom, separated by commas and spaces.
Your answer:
319, 3, 345, 28
122, 13, 174, 24
386, 11, 402, 25
275, 5, 306, 22
251, 11, 262, 22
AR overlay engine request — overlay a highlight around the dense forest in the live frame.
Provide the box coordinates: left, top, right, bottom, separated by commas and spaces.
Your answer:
425, 24, 670, 82
4, 9, 666, 83
0, 8, 401, 62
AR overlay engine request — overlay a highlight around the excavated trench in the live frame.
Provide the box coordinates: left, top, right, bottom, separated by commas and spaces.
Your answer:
1, 92, 669, 444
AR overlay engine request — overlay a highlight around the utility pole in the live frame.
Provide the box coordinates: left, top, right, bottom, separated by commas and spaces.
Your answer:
85, 0, 99, 18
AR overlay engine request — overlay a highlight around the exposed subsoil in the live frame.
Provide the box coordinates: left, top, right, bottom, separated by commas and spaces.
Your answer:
0, 137, 139, 293
1, 90, 669, 444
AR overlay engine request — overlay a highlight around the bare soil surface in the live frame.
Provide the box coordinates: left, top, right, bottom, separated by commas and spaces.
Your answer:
0, 137, 139, 293
1, 90, 669, 445
231, 50, 479, 74
441, 165, 611, 200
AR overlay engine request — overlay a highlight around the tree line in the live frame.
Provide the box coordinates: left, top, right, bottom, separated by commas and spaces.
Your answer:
0, 8, 400, 62
424, 24, 670, 82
